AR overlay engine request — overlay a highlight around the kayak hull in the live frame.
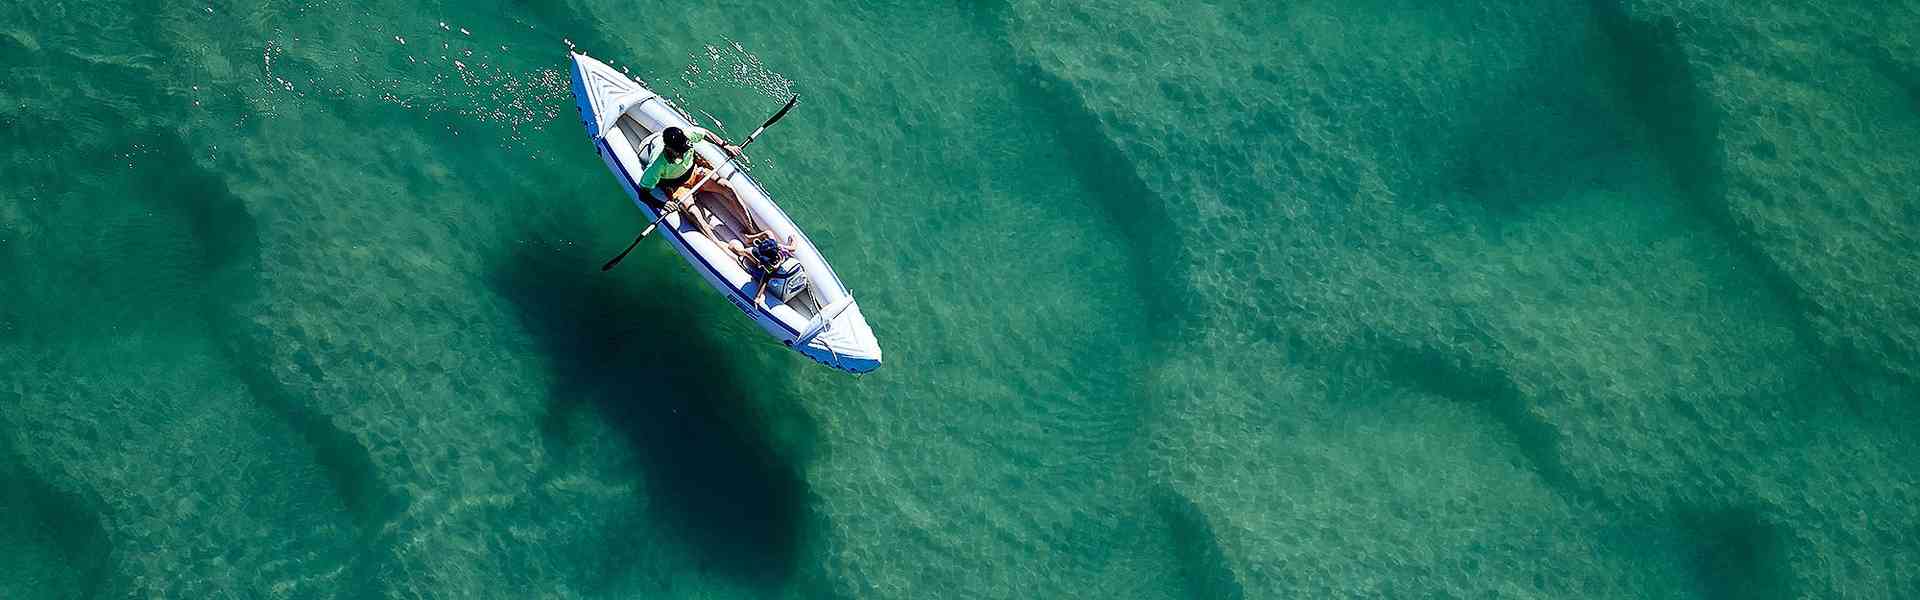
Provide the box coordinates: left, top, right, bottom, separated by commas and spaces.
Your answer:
568, 52, 882, 374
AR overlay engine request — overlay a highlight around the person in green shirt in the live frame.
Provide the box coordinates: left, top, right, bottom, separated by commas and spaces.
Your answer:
639, 126, 744, 234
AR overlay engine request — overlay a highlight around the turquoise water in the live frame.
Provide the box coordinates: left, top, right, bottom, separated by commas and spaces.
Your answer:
4, 0, 1919, 597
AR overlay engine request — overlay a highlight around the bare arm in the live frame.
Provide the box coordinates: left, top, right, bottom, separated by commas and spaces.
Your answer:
691, 126, 741, 156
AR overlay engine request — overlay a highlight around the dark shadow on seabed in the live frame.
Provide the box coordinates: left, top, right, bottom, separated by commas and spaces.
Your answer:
0, 438, 113, 600
492, 237, 812, 587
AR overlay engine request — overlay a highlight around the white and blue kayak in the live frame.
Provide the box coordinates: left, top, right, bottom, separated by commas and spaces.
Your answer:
567, 52, 882, 374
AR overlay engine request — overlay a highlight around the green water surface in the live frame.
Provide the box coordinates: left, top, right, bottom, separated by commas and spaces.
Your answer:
3, 1, 1919, 598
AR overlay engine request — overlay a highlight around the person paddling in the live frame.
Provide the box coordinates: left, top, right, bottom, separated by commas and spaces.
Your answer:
638, 126, 744, 237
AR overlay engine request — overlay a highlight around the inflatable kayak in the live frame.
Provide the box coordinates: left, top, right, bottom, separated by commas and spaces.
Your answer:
567, 52, 882, 374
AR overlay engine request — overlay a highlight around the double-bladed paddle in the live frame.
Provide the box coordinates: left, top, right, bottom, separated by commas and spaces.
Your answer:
601, 94, 800, 272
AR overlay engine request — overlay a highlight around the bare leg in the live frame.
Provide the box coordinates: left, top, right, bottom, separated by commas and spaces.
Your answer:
694, 172, 736, 201
692, 166, 755, 231
668, 178, 724, 243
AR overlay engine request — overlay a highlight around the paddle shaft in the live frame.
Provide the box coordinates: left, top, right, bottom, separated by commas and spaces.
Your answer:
596, 96, 797, 273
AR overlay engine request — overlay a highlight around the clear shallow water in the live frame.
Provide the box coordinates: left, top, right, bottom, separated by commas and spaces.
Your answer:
2, 1, 1918, 598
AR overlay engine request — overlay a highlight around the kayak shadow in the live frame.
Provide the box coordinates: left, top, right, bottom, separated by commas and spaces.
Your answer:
493, 239, 810, 587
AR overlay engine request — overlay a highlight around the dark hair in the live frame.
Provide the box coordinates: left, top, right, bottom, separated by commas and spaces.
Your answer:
662, 127, 689, 153
751, 237, 788, 270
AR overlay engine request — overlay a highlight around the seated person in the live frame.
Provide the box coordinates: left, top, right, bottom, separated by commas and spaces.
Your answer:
726, 232, 800, 308
637, 126, 745, 239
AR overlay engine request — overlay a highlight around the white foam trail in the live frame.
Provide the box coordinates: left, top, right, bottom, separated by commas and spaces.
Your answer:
678, 36, 795, 101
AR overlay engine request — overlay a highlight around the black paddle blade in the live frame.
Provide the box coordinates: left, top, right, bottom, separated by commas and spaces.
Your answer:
764, 95, 799, 129
601, 233, 646, 271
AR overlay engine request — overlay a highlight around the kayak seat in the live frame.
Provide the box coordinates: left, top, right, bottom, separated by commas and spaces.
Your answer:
605, 117, 667, 207
627, 125, 670, 206
746, 258, 808, 307
766, 260, 810, 303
